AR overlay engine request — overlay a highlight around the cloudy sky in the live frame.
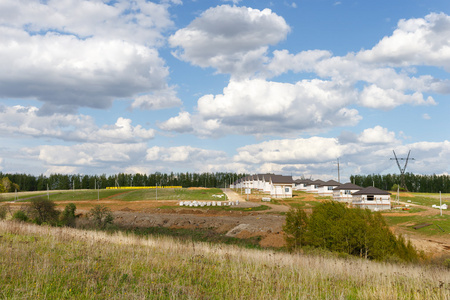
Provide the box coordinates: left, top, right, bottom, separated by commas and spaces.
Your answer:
1, 0, 449, 182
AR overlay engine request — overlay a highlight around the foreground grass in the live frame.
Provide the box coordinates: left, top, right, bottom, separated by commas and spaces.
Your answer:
1, 221, 449, 299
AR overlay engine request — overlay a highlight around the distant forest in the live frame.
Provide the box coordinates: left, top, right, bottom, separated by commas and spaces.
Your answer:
350, 173, 450, 193
0, 172, 246, 192
2, 172, 450, 193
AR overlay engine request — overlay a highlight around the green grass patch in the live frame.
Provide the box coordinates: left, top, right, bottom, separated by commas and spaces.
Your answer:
384, 214, 450, 236
1, 188, 228, 202
111, 188, 225, 201
49, 190, 129, 201
400, 193, 450, 207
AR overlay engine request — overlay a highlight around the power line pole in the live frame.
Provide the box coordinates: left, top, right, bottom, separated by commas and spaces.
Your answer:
390, 150, 415, 191
337, 158, 340, 183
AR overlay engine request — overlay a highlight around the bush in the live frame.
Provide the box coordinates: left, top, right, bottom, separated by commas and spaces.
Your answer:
88, 205, 114, 229
30, 197, 60, 225
12, 210, 28, 222
0, 205, 7, 220
60, 203, 77, 227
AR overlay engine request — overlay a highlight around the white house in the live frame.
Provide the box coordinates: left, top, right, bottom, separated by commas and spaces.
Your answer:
317, 180, 341, 196
352, 186, 391, 211
293, 179, 313, 191
332, 182, 362, 203
305, 180, 326, 193
270, 175, 294, 198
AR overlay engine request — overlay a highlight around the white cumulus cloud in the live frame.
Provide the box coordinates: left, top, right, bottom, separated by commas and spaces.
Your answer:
0, 105, 155, 143
0, 0, 177, 114
169, 5, 290, 78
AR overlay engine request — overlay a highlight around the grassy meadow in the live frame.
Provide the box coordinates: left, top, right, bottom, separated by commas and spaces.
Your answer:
0, 188, 226, 203
1, 220, 449, 299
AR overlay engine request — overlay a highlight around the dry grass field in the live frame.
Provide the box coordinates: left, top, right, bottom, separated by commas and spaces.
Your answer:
1, 220, 449, 299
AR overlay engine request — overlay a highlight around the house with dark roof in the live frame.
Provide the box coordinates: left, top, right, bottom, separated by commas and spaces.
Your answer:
270, 175, 294, 198
293, 179, 313, 191
317, 180, 341, 196
332, 182, 363, 203
305, 179, 326, 193
352, 186, 391, 211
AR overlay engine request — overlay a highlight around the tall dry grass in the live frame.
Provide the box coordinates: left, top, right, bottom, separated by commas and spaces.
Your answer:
0, 220, 449, 299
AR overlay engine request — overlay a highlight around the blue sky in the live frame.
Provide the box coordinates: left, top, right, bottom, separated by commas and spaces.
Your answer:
1, 0, 449, 182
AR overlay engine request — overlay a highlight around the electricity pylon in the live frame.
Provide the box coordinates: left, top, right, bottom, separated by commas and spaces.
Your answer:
390, 150, 415, 191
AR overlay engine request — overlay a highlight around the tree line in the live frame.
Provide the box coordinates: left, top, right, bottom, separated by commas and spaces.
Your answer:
350, 173, 450, 193
0, 172, 246, 192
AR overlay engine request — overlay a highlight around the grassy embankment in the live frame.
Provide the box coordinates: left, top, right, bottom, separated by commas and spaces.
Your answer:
1, 220, 449, 299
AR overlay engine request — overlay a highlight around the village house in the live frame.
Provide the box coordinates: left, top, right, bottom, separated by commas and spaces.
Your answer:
305, 179, 326, 193
270, 175, 294, 198
332, 182, 363, 203
293, 179, 313, 191
351, 186, 391, 211
317, 180, 341, 196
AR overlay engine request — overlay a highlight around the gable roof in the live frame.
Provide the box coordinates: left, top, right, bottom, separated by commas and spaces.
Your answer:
318, 180, 341, 187
307, 179, 326, 186
294, 179, 313, 184
333, 182, 362, 190
271, 175, 294, 184
352, 186, 391, 196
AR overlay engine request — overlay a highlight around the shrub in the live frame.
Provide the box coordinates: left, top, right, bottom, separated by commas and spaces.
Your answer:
30, 197, 60, 225
12, 210, 28, 222
88, 205, 114, 229
61, 203, 77, 227
0, 205, 7, 220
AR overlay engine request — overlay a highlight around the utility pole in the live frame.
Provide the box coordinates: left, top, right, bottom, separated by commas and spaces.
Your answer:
390, 150, 415, 191
337, 158, 340, 183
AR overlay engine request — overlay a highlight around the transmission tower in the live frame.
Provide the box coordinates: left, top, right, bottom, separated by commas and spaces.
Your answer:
390, 150, 415, 191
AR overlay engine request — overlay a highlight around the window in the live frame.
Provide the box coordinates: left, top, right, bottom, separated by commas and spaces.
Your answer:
345, 190, 351, 195
328, 186, 333, 190
285, 188, 290, 193
367, 195, 374, 201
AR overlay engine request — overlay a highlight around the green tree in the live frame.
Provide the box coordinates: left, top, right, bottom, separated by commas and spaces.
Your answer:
61, 203, 77, 227
88, 205, 114, 229
283, 207, 309, 251
30, 197, 60, 225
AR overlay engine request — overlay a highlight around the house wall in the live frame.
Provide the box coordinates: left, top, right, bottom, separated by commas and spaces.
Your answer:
333, 189, 358, 203
306, 184, 319, 193
352, 194, 391, 211
263, 181, 271, 193
270, 184, 293, 198
317, 185, 337, 196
